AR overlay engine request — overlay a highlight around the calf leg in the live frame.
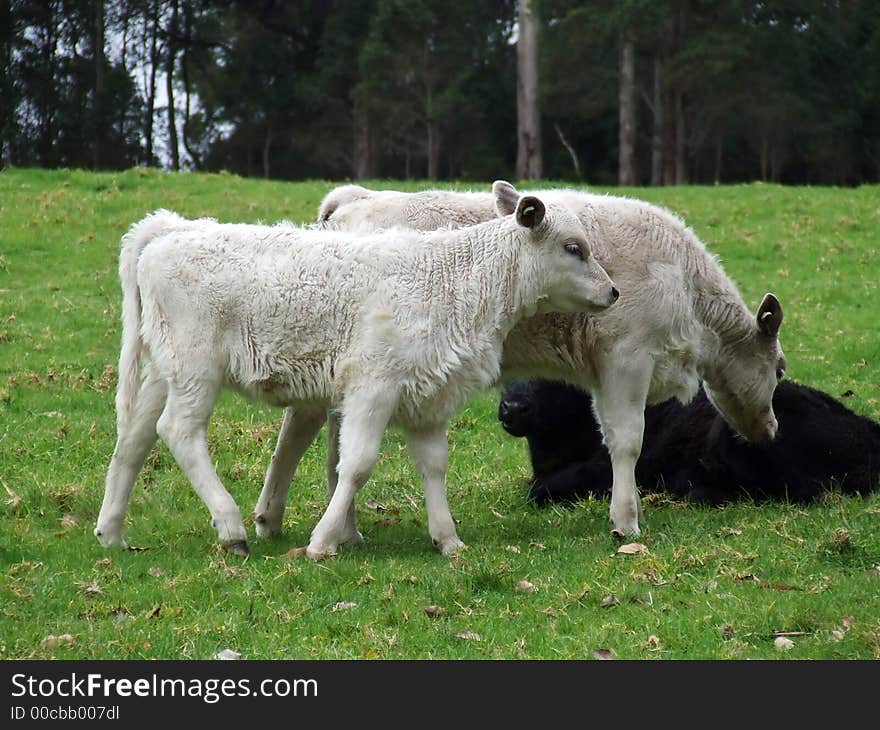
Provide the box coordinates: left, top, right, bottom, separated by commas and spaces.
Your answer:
591, 357, 652, 537
156, 382, 249, 554
306, 388, 395, 560
95, 364, 167, 547
405, 427, 463, 555
326, 410, 361, 545
254, 406, 326, 538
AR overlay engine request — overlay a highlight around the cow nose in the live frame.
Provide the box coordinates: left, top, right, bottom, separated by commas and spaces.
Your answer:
498, 398, 528, 423
610, 286, 619, 301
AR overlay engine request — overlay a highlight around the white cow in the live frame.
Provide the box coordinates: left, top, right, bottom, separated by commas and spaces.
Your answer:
255, 182, 785, 540
95, 184, 618, 558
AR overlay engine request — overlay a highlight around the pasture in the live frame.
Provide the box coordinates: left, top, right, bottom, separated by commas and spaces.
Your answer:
1, 167, 878, 659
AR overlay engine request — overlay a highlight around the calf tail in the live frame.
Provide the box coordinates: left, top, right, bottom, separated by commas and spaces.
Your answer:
115, 209, 185, 429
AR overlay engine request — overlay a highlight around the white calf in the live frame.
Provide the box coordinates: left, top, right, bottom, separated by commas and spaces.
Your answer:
95, 184, 618, 558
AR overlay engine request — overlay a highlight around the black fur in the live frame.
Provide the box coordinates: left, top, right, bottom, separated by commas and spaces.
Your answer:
498, 379, 880, 505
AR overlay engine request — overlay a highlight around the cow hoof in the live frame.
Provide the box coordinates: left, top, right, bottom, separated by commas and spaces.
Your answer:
306, 543, 338, 561
434, 536, 466, 555
224, 540, 250, 557
611, 526, 640, 540
254, 514, 282, 539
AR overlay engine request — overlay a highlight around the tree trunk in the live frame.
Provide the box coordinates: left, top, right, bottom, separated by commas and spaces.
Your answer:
650, 57, 664, 185
674, 86, 686, 184
145, 4, 159, 167
165, 0, 180, 171
262, 123, 272, 179
662, 84, 676, 184
181, 4, 202, 170
426, 120, 440, 180
93, 0, 105, 169
352, 103, 374, 179
673, 1, 688, 184
618, 37, 636, 185
760, 134, 768, 181
0, 0, 14, 166
38, 9, 58, 166
515, 0, 542, 179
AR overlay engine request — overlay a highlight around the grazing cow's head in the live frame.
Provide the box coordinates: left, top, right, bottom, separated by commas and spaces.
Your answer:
316, 184, 373, 227
702, 293, 786, 443
493, 180, 619, 314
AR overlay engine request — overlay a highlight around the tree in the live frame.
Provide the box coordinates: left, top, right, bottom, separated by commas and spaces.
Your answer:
516, 0, 542, 179
617, 35, 636, 184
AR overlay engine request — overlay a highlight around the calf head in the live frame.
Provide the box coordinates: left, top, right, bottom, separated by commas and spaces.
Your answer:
702, 293, 786, 443
317, 184, 373, 225
495, 180, 619, 314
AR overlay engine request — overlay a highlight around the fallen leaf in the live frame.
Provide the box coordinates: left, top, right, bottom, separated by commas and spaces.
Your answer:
529, 541, 546, 551
841, 616, 855, 629
375, 517, 400, 527
282, 546, 309, 559
365, 498, 387, 512
515, 580, 537, 593
505, 545, 521, 554
94, 557, 112, 568
829, 629, 845, 642
60, 514, 78, 529
454, 631, 481, 641
145, 604, 161, 620
705, 579, 719, 593
491, 509, 505, 519
766, 581, 802, 591
4, 483, 22, 509
600, 594, 620, 607
647, 635, 661, 649
332, 601, 357, 612
148, 566, 165, 578
214, 648, 241, 660
617, 542, 649, 555
592, 649, 617, 660
732, 572, 760, 582
774, 636, 794, 651
75, 581, 103, 597
126, 545, 149, 552
41, 633, 75, 647
424, 605, 445, 619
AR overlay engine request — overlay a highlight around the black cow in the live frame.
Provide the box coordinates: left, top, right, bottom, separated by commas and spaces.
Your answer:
498, 379, 880, 505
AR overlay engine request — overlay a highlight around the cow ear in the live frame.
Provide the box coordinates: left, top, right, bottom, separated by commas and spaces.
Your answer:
493, 180, 520, 217
756, 292, 783, 337
515, 196, 546, 229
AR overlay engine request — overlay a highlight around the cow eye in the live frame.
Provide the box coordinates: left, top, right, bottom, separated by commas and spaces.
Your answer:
776, 367, 785, 381
564, 242, 583, 259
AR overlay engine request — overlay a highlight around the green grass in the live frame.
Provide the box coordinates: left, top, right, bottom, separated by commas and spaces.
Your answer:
1, 167, 879, 660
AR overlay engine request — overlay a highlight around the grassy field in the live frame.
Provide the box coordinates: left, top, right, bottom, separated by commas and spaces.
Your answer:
1, 167, 878, 660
